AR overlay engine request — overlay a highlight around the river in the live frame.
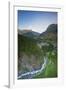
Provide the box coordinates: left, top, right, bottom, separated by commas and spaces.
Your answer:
18, 57, 48, 79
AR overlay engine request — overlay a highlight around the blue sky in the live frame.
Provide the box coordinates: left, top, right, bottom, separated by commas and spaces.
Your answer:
18, 10, 57, 33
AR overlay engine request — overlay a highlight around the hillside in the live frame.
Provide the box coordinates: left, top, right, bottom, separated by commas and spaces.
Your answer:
18, 24, 58, 79
39, 24, 57, 46
18, 34, 44, 74
34, 24, 57, 78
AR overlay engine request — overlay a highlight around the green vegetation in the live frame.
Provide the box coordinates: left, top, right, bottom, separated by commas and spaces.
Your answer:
44, 62, 57, 77
18, 34, 43, 57
34, 51, 57, 78
34, 41, 57, 78
18, 34, 44, 72
18, 24, 57, 78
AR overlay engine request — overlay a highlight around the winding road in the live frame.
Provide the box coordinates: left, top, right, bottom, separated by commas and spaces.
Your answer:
18, 57, 48, 79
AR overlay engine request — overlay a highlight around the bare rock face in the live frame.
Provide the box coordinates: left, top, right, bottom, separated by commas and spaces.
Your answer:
18, 53, 43, 74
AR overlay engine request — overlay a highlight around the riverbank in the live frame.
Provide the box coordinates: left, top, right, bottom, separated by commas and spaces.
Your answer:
18, 57, 48, 79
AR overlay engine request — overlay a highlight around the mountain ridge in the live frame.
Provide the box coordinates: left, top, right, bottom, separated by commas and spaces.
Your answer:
40, 24, 57, 36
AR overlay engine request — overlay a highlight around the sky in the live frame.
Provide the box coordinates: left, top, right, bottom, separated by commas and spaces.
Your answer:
18, 10, 57, 33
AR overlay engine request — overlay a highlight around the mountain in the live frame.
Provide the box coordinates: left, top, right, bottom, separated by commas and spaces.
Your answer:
18, 29, 32, 35
18, 29, 40, 38
40, 24, 57, 36
39, 24, 57, 44
18, 24, 57, 78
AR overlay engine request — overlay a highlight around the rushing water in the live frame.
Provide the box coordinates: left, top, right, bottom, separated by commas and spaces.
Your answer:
18, 57, 48, 79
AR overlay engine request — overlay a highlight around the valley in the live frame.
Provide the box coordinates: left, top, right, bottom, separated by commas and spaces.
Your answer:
18, 24, 57, 79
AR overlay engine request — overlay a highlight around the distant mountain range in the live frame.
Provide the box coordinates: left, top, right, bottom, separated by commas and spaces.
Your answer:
18, 24, 57, 43
18, 29, 40, 38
